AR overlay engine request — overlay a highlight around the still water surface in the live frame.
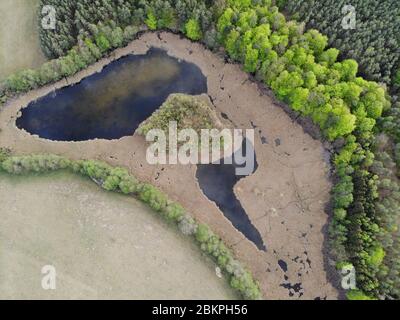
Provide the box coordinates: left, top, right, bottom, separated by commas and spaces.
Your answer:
16, 48, 207, 141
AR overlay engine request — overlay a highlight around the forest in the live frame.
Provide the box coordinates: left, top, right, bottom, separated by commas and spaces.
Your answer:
277, 0, 400, 299
0, 0, 399, 300
277, 0, 400, 97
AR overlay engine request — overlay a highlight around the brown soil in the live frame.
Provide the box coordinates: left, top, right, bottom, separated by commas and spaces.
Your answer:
0, 32, 339, 300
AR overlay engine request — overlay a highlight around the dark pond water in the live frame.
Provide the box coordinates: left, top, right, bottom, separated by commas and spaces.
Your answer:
16, 48, 207, 141
196, 139, 266, 251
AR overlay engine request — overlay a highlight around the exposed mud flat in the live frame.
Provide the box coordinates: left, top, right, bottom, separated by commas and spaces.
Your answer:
0, 32, 339, 299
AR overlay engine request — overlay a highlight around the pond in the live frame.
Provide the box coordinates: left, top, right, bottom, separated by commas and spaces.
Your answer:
196, 139, 266, 251
16, 46, 265, 251
16, 48, 207, 141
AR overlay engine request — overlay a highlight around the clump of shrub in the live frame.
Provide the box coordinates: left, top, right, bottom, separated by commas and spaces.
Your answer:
178, 215, 198, 236
346, 289, 375, 300
0, 148, 11, 163
138, 183, 169, 213
137, 94, 229, 154
1, 154, 70, 175
195, 224, 261, 300
137, 94, 219, 136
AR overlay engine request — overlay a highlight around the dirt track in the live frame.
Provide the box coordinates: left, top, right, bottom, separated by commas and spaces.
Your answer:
0, 32, 340, 299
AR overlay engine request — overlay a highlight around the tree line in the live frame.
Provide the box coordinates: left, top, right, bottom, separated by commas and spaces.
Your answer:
38, 0, 224, 58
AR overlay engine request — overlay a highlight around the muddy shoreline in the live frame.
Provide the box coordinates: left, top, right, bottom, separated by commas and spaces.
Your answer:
0, 31, 340, 299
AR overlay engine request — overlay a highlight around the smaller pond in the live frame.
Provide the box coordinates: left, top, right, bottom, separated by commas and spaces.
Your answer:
196, 139, 266, 251
16, 48, 207, 141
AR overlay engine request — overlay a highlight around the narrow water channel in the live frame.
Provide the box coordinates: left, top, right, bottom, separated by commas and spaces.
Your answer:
196, 139, 266, 251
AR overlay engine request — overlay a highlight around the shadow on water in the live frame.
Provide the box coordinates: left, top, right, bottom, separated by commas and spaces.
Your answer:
196, 139, 266, 251
16, 48, 207, 141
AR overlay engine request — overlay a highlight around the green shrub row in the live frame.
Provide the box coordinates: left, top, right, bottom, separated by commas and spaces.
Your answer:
138, 94, 216, 135
1, 154, 71, 175
0, 152, 261, 300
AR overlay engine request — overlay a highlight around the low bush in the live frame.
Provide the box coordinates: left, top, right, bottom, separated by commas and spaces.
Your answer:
346, 289, 375, 300
178, 215, 198, 236
195, 224, 261, 300
137, 94, 217, 137
1, 154, 70, 175
0, 148, 11, 163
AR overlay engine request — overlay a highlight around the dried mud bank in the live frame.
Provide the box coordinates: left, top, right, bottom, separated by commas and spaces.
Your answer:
0, 32, 339, 299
